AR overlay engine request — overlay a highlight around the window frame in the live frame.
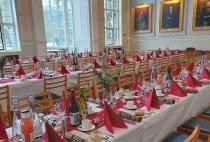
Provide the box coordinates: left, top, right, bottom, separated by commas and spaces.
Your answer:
0, 0, 20, 52
104, 0, 122, 46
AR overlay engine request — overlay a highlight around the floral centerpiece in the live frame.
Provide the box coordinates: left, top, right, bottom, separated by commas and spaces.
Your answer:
95, 48, 121, 103
0, 56, 5, 78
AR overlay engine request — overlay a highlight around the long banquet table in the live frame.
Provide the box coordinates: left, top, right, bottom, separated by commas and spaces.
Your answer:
67, 84, 210, 142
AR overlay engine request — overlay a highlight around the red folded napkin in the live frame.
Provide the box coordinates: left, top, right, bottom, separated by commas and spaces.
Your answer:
156, 53, 161, 58
104, 101, 127, 134
34, 70, 43, 79
94, 60, 101, 68
202, 67, 210, 80
129, 81, 141, 91
77, 53, 82, 57
13, 59, 20, 65
61, 65, 69, 75
89, 52, 93, 57
145, 89, 160, 111
110, 59, 116, 66
15, 66, 26, 77
170, 80, 187, 97
0, 117, 8, 141
172, 65, 181, 77
146, 54, 152, 60
184, 73, 202, 88
45, 123, 63, 142
188, 63, 194, 72
32, 56, 39, 63
122, 57, 129, 64
135, 55, 141, 61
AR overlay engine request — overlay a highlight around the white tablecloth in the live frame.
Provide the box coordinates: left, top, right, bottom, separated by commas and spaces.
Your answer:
6, 86, 210, 142
81, 85, 210, 142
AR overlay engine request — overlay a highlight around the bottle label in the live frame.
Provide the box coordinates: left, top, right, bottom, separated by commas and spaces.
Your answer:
70, 112, 80, 125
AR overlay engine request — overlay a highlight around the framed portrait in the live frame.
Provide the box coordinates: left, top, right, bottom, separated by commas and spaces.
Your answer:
193, 0, 210, 30
159, 0, 184, 32
132, 4, 153, 33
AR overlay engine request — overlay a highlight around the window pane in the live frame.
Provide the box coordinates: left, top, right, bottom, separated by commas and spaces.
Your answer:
3, 25, 16, 50
0, 0, 19, 51
104, 0, 121, 46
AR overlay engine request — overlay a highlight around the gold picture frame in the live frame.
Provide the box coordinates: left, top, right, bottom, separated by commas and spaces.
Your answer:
132, 3, 153, 33
192, 0, 210, 31
159, 0, 184, 32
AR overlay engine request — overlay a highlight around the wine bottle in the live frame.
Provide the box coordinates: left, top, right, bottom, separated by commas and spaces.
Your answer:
78, 87, 87, 119
70, 89, 80, 126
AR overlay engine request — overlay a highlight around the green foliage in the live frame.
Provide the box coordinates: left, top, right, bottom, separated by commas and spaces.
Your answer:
95, 67, 121, 88
0, 56, 5, 69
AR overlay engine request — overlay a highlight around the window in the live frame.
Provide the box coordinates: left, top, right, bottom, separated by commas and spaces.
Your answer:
104, 0, 122, 46
42, 0, 91, 52
0, 0, 20, 51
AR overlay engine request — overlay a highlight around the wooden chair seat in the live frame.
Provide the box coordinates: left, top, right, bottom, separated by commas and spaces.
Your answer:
178, 118, 210, 141
163, 125, 201, 142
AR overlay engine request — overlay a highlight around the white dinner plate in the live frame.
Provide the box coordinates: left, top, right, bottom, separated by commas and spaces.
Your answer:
77, 124, 95, 132
123, 105, 138, 110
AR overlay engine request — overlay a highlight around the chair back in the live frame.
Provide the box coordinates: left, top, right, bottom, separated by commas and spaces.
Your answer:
170, 55, 179, 70
122, 63, 135, 75
77, 70, 94, 88
141, 68, 152, 81
44, 75, 67, 103
178, 54, 188, 67
3, 65, 13, 75
22, 63, 34, 73
0, 85, 11, 125
184, 125, 200, 142
161, 57, 170, 72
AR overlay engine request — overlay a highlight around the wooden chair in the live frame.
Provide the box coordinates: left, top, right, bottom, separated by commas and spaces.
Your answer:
178, 54, 188, 67
138, 61, 150, 79
3, 65, 13, 75
34, 92, 53, 114
22, 63, 34, 73
162, 125, 201, 142
0, 104, 6, 127
118, 63, 136, 88
161, 57, 170, 72
94, 81, 103, 99
122, 63, 135, 75
44, 75, 67, 104
0, 85, 11, 125
141, 68, 152, 81
170, 55, 179, 70
76, 70, 94, 97
152, 58, 161, 67
178, 117, 210, 141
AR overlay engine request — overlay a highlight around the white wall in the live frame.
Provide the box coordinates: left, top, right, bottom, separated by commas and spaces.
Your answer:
130, 0, 210, 51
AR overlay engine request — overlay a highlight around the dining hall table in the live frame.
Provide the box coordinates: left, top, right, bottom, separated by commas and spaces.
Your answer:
5, 83, 210, 142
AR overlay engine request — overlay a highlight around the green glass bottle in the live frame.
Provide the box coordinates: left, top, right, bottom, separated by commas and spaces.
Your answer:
78, 87, 87, 119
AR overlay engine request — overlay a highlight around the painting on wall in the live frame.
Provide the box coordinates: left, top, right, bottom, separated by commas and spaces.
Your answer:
193, 0, 210, 30
159, 0, 184, 32
132, 4, 152, 33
